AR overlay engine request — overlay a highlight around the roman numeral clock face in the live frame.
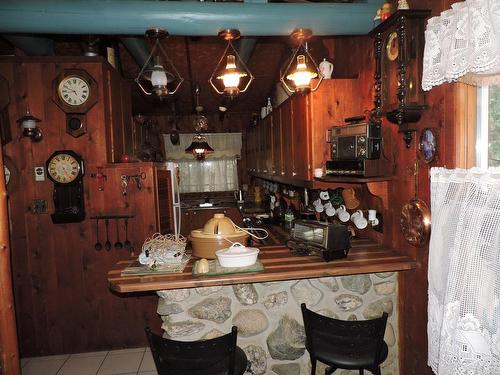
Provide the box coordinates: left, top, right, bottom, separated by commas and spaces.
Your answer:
57, 76, 90, 106
47, 153, 81, 184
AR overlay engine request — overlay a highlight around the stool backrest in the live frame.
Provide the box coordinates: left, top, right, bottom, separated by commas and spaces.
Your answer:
301, 303, 388, 367
145, 326, 238, 375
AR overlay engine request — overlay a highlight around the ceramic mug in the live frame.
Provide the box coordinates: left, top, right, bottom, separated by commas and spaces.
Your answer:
314, 168, 324, 178
314, 204, 324, 213
336, 205, 350, 223
351, 210, 368, 229
319, 58, 334, 79
323, 202, 333, 210
325, 206, 336, 217
368, 209, 379, 226
342, 187, 360, 209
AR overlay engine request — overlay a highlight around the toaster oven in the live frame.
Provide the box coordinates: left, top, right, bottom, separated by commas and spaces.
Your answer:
287, 220, 351, 261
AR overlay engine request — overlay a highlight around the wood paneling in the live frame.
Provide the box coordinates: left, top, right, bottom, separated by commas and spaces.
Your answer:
0, 57, 160, 357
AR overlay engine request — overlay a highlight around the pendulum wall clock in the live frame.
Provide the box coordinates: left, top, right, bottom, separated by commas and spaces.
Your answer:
52, 69, 98, 137
369, 9, 431, 147
46, 150, 85, 223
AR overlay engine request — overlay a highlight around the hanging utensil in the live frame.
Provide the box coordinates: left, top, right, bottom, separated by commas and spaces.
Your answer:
94, 218, 102, 251
124, 217, 132, 252
114, 219, 123, 250
169, 103, 180, 145
104, 219, 112, 251
400, 160, 431, 247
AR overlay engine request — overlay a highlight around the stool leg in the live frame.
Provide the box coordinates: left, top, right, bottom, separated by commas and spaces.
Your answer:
310, 358, 316, 375
325, 366, 336, 375
359, 369, 364, 375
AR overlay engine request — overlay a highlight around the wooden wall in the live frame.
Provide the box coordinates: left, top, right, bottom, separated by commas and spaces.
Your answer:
0, 57, 160, 357
324, 1, 460, 374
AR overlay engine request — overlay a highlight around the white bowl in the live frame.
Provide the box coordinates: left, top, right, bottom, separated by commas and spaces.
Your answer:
215, 243, 259, 268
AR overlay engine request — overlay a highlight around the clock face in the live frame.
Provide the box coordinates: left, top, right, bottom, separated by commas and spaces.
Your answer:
386, 32, 399, 62
58, 76, 90, 107
419, 128, 437, 163
47, 153, 81, 184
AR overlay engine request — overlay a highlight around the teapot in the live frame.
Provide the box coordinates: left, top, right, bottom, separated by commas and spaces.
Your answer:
319, 58, 334, 79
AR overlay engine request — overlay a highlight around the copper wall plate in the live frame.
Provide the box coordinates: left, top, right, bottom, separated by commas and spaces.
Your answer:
400, 198, 431, 247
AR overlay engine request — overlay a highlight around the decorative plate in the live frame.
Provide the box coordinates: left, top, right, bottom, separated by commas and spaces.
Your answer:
419, 128, 437, 163
386, 32, 399, 62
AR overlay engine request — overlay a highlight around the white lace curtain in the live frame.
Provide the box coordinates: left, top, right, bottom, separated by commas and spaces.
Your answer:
422, 0, 500, 91
428, 167, 500, 375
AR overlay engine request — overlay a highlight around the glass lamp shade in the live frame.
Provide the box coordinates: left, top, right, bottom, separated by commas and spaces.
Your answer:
135, 29, 183, 98
286, 55, 318, 94
216, 55, 248, 96
185, 134, 214, 161
16, 108, 43, 142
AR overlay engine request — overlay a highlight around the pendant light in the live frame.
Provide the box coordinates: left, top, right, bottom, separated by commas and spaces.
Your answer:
185, 85, 214, 161
209, 29, 254, 98
16, 107, 42, 142
185, 133, 214, 161
135, 28, 184, 99
280, 29, 322, 95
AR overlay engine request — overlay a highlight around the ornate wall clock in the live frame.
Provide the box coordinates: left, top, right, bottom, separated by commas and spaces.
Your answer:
46, 150, 85, 223
52, 69, 98, 138
369, 9, 431, 147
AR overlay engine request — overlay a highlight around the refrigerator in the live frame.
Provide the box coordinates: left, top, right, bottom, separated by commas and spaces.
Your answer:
165, 162, 181, 239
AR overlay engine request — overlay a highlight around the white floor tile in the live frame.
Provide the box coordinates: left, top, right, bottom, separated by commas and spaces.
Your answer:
96, 352, 143, 375
138, 350, 156, 372
23, 354, 70, 362
107, 347, 146, 356
20, 358, 30, 368
56, 354, 106, 375
71, 350, 109, 358
138, 372, 158, 375
22, 357, 68, 375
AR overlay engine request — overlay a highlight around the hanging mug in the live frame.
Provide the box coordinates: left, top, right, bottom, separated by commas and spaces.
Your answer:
319, 58, 334, 79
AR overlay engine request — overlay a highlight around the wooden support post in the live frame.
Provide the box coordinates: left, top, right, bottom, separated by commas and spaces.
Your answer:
0, 149, 20, 375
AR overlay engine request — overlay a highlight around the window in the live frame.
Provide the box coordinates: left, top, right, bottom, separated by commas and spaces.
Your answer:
477, 85, 500, 168
177, 158, 238, 193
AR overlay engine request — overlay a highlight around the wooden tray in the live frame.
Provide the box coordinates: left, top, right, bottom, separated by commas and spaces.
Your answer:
192, 259, 264, 277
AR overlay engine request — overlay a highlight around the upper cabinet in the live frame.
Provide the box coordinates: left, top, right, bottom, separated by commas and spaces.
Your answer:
247, 79, 369, 184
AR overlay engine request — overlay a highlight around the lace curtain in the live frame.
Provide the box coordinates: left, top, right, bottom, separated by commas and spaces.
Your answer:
163, 133, 241, 193
422, 0, 500, 91
163, 133, 242, 161
428, 167, 500, 375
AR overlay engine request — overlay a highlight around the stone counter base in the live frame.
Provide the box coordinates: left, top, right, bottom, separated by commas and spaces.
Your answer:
156, 273, 399, 375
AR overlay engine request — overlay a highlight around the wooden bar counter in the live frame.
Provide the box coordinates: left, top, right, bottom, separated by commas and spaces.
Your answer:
108, 239, 416, 293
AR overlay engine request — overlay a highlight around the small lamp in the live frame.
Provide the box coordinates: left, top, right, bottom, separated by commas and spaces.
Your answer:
280, 29, 323, 95
16, 107, 42, 142
209, 29, 254, 98
185, 133, 214, 161
135, 28, 184, 99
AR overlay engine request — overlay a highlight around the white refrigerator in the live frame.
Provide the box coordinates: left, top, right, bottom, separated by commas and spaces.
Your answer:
165, 162, 181, 239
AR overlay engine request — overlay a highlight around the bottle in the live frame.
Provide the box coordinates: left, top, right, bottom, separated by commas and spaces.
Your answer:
284, 206, 295, 230
266, 97, 273, 115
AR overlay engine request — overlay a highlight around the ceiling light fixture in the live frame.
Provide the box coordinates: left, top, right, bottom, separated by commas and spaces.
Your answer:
209, 29, 254, 98
185, 133, 214, 161
135, 28, 184, 99
16, 107, 42, 142
280, 28, 322, 95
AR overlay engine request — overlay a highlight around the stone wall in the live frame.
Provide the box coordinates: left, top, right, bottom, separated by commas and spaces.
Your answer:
157, 273, 398, 375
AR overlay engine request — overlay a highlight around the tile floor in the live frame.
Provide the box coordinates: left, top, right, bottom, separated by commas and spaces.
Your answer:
21, 347, 158, 375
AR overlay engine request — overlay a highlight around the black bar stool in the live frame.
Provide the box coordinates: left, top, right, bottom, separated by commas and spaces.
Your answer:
145, 326, 248, 375
301, 303, 389, 375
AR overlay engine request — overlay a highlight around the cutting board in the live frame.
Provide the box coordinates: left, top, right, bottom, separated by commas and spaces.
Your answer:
192, 259, 264, 277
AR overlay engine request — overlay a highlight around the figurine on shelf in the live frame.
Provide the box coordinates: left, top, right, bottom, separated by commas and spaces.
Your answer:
373, 8, 382, 27
380, 2, 392, 21
398, 0, 410, 10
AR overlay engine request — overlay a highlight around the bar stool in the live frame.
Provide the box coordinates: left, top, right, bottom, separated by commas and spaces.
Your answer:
301, 303, 388, 375
145, 326, 248, 375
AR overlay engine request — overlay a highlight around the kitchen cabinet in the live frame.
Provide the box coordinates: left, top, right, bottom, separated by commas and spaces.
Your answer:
247, 79, 369, 184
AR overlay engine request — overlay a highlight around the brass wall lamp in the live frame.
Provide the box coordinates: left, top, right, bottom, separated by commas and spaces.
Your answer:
280, 28, 323, 95
16, 107, 42, 142
209, 29, 254, 98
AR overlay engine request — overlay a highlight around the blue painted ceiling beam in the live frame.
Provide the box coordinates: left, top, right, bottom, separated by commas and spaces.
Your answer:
0, 1, 381, 36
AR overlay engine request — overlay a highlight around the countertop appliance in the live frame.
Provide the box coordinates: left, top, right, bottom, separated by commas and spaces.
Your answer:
286, 220, 351, 261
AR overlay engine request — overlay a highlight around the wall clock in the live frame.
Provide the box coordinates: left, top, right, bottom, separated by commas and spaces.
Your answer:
370, 9, 431, 147
52, 69, 98, 138
3, 155, 18, 193
46, 150, 85, 223
419, 128, 437, 163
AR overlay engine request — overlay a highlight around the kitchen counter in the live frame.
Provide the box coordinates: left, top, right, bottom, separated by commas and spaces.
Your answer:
107, 239, 416, 293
